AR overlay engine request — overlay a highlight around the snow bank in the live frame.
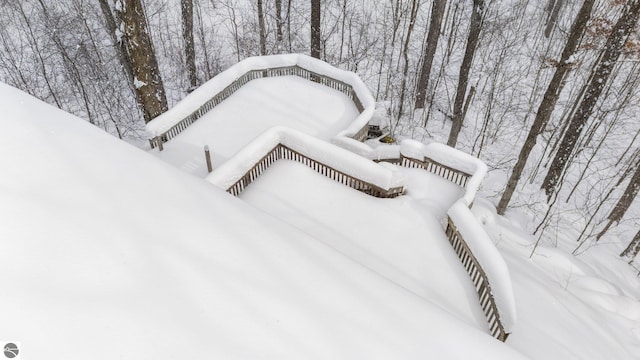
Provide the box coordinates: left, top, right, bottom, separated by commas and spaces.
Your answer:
0, 82, 530, 360
207, 126, 404, 192
448, 201, 517, 332
146, 54, 375, 139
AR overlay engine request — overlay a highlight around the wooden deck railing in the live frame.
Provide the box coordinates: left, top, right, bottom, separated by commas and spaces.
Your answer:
398, 155, 471, 187
150, 65, 368, 150
378, 152, 508, 341
224, 143, 508, 341
226, 143, 404, 198
445, 218, 509, 341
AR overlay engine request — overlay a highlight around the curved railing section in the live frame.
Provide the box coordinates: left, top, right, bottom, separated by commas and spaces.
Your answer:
207, 127, 404, 198
146, 54, 374, 150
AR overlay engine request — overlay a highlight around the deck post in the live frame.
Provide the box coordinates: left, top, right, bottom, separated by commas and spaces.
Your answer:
204, 145, 213, 173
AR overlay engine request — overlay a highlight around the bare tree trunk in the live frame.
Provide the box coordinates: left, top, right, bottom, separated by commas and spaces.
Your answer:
115, 0, 168, 123
275, 0, 283, 48
415, 0, 446, 110
98, 0, 139, 100
620, 229, 640, 259
597, 162, 640, 240
542, 0, 640, 198
311, 0, 321, 58
496, 0, 595, 215
181, 0, 197, 91
544, 0, 564, 38
257, 0, 267, 55
447, 0, 484, 148
395, 0, 420, 124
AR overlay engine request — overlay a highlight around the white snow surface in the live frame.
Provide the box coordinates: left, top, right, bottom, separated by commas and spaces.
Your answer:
207, 126, 404, 191
152, 76, 360, 176
239, 160, 482, 322
146, 53, 375, 139
0, 83, 532, 359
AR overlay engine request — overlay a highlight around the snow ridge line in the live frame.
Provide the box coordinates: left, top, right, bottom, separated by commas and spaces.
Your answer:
145, 54, 374, 149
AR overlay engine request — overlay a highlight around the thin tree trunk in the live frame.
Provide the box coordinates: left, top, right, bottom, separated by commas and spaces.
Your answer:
311, 0, 321, 58
181, 0, 197, 91
447, 0, 484, 147
415, 0, 446, 110
542, 0, 640, 199
620, 229, 640, 259
544, 0, 564, 38
496, 0, 595, 214
597, 163, 640, 240
395, 0, 420, 124
275, 0, 283, 49
257, 0, 267, 55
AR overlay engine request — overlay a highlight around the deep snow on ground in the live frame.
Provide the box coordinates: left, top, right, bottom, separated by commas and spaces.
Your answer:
239, 160, 486, 327
153, 76, 358, 177
4, 49, 640, 358
0, 83, 534, 359
402, 115, 640, 359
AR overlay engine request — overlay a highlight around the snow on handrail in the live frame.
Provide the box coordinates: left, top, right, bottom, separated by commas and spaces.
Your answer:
447, 201, 516, 341
367, 139, 511, 341
146, 54, 375, 149
207, 127, 404, 198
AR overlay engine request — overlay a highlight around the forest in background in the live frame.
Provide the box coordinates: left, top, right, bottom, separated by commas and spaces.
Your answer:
1, 0, 640, 268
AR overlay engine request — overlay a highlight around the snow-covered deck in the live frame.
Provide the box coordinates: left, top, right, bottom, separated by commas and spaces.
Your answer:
148, 55, 514, 341
153, 76, 359, 177
240, 160, 490, 329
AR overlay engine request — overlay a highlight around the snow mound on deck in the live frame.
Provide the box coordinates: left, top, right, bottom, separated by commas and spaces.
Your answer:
146, 54, 375, 140
0, 82, 528, 359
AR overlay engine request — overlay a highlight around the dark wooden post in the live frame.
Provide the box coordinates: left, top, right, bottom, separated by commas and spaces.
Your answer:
204, 145, 213, 173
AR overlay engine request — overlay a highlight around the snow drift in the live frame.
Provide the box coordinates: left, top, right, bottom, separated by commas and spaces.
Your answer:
0, 82, 529, 359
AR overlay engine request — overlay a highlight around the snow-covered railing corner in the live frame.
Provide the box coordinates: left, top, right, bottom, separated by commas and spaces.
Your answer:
145, 54, 376, 150
206, 127, 404, 198
390, 140, 487, 206
446, 201, 516, 342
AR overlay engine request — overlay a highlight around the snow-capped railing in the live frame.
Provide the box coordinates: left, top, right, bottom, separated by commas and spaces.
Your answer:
373, 140, 485, 206
447, 202, 515, 341
372, 140, 512, 341
207, 127, 404, 198
146, 54, 374, 150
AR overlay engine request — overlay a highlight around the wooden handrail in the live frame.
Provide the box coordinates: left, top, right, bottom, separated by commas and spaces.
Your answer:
445, 218, 509, 341
226, 143, 404, 198
150, 65, 369, 149
378, 153, 508, 341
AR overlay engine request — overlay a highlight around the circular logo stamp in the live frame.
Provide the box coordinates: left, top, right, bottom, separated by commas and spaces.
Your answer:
3, 343, 18, 359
